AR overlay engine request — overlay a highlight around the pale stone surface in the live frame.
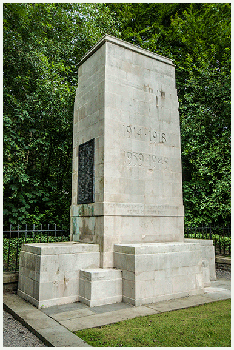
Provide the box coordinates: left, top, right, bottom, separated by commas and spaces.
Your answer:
184, 238, 216, 280
114, 242, 205, 306
59, 306, 158, 331
79, 268, 122, 307
18, 242, 100, 308
70, 35, 184, 268
52, 308, 95, 322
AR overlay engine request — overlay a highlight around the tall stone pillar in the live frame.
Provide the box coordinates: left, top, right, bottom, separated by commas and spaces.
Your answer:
70, 35, 184, 267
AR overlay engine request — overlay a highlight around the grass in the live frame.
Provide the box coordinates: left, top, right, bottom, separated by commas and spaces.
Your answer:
75, 299, 231, 347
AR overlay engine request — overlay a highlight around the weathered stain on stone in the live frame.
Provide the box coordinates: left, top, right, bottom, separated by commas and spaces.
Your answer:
79, 218, 94, 242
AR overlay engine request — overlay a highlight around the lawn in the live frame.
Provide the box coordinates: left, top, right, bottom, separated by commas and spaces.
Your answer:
75, 299, 231, 347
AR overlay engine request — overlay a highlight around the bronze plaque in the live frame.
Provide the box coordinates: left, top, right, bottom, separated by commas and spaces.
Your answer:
78, 139, 95, 204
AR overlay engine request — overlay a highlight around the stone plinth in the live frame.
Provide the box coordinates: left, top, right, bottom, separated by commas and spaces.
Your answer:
18, 242, 100, 308
79, 269, 122, 307
184, 238, 216, 281
71, 35, 184, 268
114, 242, 205, 306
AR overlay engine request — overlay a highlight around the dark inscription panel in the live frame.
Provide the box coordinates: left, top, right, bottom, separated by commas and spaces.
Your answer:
78, 139, 95, 204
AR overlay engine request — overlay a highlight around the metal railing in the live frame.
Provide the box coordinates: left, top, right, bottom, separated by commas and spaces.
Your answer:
3, 223, 231, 272
184, 225, 231, 256
3, 224, 70, 272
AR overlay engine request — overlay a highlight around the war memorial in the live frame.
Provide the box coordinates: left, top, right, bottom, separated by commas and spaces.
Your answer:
18, 35, 216, 308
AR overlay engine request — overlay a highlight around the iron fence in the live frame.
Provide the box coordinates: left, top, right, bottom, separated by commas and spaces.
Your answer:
184, 225, 231, 256
3, 224, 70, 272
3, 223, 231, 272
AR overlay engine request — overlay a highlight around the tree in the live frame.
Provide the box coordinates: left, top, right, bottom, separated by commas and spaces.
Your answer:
4, 3, 230, 228
3, 3, 118, 227
107, 3, 231, 226
169, 4, 231, 225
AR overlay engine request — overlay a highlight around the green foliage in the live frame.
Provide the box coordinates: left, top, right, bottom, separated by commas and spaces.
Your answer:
4, 4, 72, 227
3, 3, 118, 228
4, 3, 230, 228
107, 3, 231, 226
170, 4, 231, 226
76, 300, 231, 347
185, 232, 231, 253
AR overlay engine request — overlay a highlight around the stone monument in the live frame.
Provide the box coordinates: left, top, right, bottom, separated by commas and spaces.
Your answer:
18, 35, 216, 308
71, 35, 184, 268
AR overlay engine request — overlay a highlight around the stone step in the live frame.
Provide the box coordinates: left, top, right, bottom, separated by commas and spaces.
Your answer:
79, 268, 122, 307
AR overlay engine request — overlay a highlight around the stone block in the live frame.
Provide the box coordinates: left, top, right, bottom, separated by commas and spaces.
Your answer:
39, 282, 54, 301
122, 278, 135, 300
79, 268, 122, 307
18, 242, 100, 308
202, 259, 211, 287
40, 255, 59, 274
23, 275, 34, 297
113, 252, 127, 270
114, 242, 206, 306
75, 252, 100, 269
184, 238, 216, 280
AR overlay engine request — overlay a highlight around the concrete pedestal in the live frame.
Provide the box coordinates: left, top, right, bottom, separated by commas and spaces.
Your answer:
114, 242, 209, 306
18, 240, 216, 309
18, 242, 100, 308
184, 238, 216, 281
79, 269, 122, 307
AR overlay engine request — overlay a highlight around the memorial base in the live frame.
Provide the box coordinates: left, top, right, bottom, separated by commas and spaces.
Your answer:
114, 241, 215, 306
17, 242, 100, 308
79, 269, 122, 307
18, 241, 215, 309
